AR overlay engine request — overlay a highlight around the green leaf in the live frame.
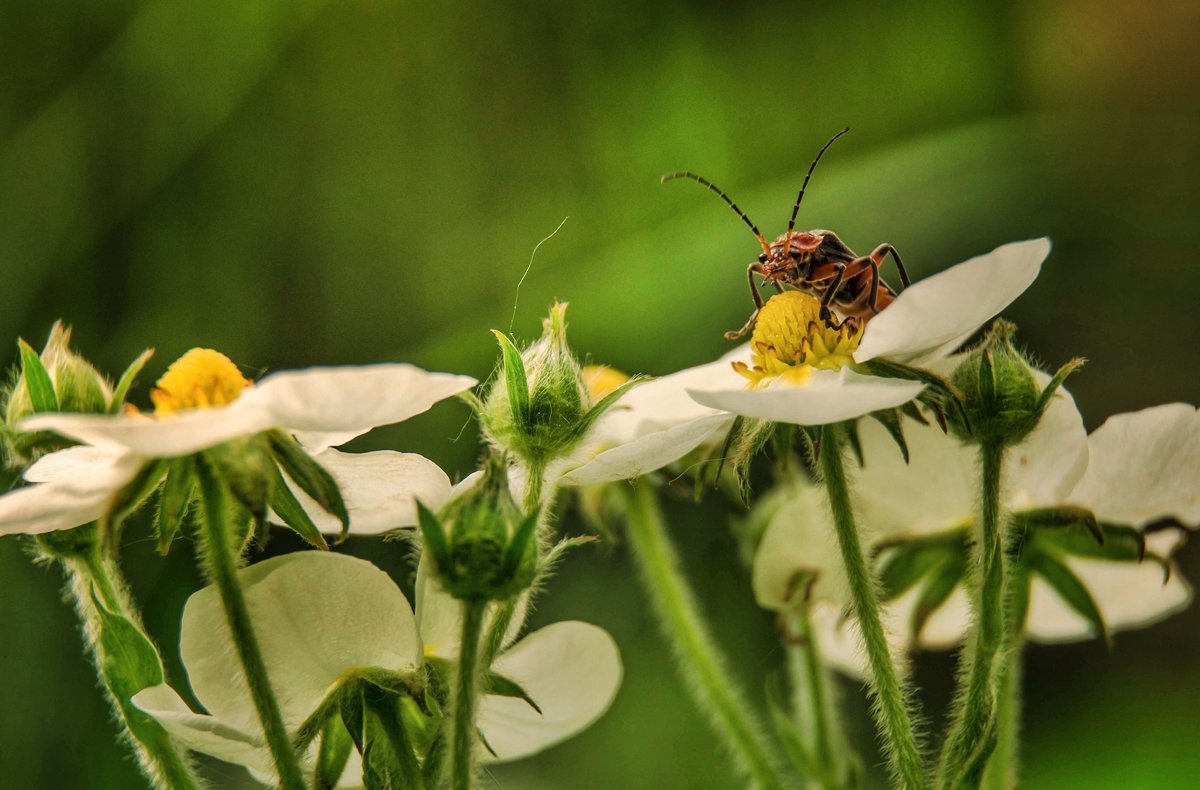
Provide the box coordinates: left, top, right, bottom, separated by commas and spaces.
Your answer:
110, 348, 155, 413
1026, 551, 1109, 644
491, 330, 531, 431
267, 431, 349, 535
155, 457, 194, 554
313, 715, 354, 790
89, 590, 179, 759
564, 374, 648, 448
268, 464, 330, 550
17, 338, 58, 412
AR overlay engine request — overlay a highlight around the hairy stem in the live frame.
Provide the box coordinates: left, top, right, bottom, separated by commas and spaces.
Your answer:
450, 598, 488, 790
820, 425, 926, 789
787, 607, 850, 788
981, 642, 1022, 790
621, 482, 785, 789
937, 441, 1008, 789
64, 543, 201, 790
196, 459, 306, 790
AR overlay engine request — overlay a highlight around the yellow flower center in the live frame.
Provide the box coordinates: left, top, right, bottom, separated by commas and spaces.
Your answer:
733, 292, 862, 387
151, 348, 252, 414
581, 364, 630, 402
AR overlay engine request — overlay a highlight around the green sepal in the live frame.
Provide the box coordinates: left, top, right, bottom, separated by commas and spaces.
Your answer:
869, 408, 910, 463
562, 374, 647, 448
457, 389, 485, 415
1026, 551, 1109, 644
416, 500, 451, 570
17, 338, 59, 413
853, 357, 968, 435
267, 431, 349, 536
1034, 357, 1086, 419
491, 330, 531, 431
360, 683, 426, 790
878, 535, 963, 600
106, 459, 169, 537
844, 419, 864, 467
484, 671, 542, 715
499, 508, 539, 582
910, 560, 964, 640
268, 463, 330, 550
1008, 563, 1031, 635
155, 457, 194, 555
313, 716, 354, 790
110, 348, 155, 413
1010, 506, 1101, 543
89, 590, 178, 761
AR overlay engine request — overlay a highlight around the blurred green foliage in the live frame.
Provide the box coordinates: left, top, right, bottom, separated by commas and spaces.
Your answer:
1, 1, 1197, 787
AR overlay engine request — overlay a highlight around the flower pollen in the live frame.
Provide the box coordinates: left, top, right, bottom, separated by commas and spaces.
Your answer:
582, 365, 630, 402
733, 292, 862, 388
151, 348, 252, 414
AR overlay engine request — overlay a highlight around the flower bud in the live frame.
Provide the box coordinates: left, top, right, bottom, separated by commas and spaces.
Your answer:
418, 455, 539, 601
5, 322, 116, 462
950, 320, 1081, 448
481, 303, 599, 466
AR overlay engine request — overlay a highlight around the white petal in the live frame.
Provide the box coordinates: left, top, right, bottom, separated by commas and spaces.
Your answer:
132, 685, 272, 776
559, 413, 733, 487
853, 238, 1049, 364
23, 445, 130, 482
1026, 555, 1193, 643
751, 480, 849, 610
20, 399, 274, 457
0, 452, 140, 536
479, 621, 622, 762
1068, 403, 1200, 525
854, 416, 976, 540
251, 365, 475, 451
1004, 379, 1089, 508
182, 552, 420, 732
275, 449, 452, 536
689, 367, 925, 426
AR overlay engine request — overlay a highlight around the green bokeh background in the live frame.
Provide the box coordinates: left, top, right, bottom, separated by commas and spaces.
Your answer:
1, 1, 1197, 787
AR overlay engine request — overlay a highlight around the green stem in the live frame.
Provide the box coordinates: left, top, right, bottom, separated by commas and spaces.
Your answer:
937, 441, 1007, 789
195, 459, 306, 790
63, 543, 201, 790
450, 598, 488, 790
621, 483, 785, 789
819, 425, 926, 789
981, 642, 1021, 790
787, 607, 849, 788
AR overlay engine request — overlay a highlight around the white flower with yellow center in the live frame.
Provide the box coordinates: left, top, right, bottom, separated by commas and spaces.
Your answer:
688, 239, 1050, 425
133, 551, 622, 785
0, 348, 475, 537
753, 387, 1198, 676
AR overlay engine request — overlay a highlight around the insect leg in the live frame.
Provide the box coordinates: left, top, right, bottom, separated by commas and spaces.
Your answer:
871, 243, 910, 288
818, 263, 847, 325
725, 262, 769, 340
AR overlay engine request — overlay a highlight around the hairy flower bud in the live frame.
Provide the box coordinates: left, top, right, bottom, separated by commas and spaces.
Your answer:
950, 320, 1082, 448
418, 455, 538, 601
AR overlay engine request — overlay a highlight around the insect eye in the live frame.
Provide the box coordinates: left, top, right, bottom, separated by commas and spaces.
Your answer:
757, 253, 767, 263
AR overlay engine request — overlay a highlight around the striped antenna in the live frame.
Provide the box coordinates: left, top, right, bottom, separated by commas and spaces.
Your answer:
662, 171, 770, 254
787, 127, 851, 232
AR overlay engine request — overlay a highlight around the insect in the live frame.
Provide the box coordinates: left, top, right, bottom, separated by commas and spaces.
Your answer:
663, 128, 911, 340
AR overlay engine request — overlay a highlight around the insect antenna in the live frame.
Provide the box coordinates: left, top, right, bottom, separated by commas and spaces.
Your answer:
787, 127, 851, 232
662, 171, 771, 255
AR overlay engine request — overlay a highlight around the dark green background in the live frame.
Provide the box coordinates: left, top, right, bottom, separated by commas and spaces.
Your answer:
1, 1, 1197, 787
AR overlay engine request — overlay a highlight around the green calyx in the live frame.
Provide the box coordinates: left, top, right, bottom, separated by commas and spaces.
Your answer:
480, 303, 642, 468
418, 455, 539, 602
949, 319, 1083, 448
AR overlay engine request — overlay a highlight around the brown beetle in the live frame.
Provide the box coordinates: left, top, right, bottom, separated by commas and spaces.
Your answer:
663, 128, 911, 340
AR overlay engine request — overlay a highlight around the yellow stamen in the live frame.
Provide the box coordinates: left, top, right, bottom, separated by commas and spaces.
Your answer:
734, 292, 862, 388
151, 348, 252, 414
582, 364, 630, 402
